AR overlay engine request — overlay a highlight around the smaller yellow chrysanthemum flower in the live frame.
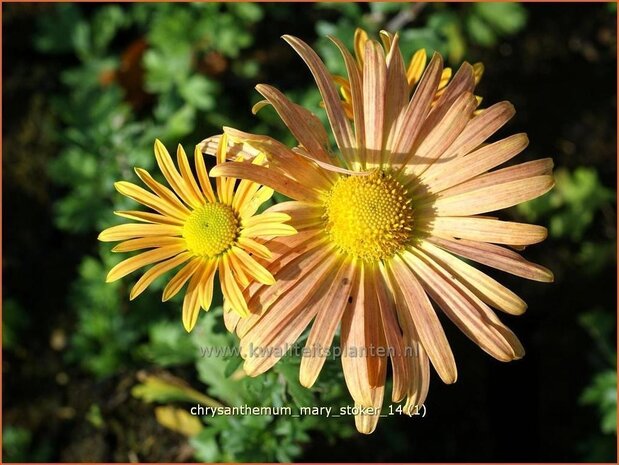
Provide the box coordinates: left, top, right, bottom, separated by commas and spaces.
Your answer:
98, 137, 296, 332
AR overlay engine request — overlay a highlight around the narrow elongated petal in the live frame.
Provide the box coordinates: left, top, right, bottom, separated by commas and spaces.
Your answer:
99, 223, 183, 242
211, 162, 318, 203
383, 34, 409, 154
404, 91, 477, 178
223, 306, 242, 332
215, 134, 235, 205
222, 127, 336, 189
154, 139, 201, 208
388, 256, 457, 384
428, 236, 554, 282
404, 249, 524, 361
177, 144, 205, 205
241, 222, 297, 238
419, 62, 475, 143
341, 264, 374, 406
237, 236, 273, 260
193, 145, 217, 203
255, 84, 332, 163
431, 175, 554, 217
220, 254, 249, 316
283, 35, 355, 161
240, 254, 340, 376
134, 168, 192, 216
242, 212, 291, 229
300, 258, 355, 387
439, 158, 554, 198
162, 258, 202, 302
373, 263, 409, 402
362, 39, 387, 167
230, 246, 275, 285
417, 241, 527, 315
265, 201, 323, 231
114, 210, 184, 226
391, 53, 443, 164
241, 242, 333, 333
441, 101, 515, 160
115, 180, 188, 221
182, 261, 207, 332
425, 216, 548, 245
198, 260, 218, 311
106, 244, 186, 282
130, 252, 192, 300
238, 186, 274, 219
112, 236, 185, 253
329, 35, 365, 169
420, 133, 529, 193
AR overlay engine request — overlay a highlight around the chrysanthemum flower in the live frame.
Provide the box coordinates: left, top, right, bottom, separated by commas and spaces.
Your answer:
98, 138, 296, 332
203, 31, 554, 433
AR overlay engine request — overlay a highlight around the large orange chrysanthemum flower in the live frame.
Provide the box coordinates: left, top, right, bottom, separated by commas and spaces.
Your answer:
99, 138, 296, 332
202, 31, 554, 433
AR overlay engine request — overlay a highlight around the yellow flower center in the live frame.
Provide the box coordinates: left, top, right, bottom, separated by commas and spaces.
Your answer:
323, 171, 414, 262
183, 203, 239, 258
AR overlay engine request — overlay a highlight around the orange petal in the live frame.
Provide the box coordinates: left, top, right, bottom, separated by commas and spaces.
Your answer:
428, 236, 554, 282
430, 175, 554, 217
388, 256, 457, 384
424, 216, 548, 246
300, 258, 355, 388
404, 248, 524, 362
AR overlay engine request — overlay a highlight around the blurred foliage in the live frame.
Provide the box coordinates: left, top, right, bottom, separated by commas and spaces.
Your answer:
3, 2, 616, 462
133, 310, 354, 462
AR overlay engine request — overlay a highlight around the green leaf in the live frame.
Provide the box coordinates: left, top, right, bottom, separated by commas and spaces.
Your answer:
140, 321, 196, 366
473, 3, 528, 35
179, 76, 217, 110
467, 13, 497, 47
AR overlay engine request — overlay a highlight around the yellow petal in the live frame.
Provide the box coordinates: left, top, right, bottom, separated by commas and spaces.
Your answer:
106, 244, 186, 283
112, 236, 185, 253
154, 139, 201, 208
134, 168, 191, 217
182, 261, 207, 332
130, 251, 191, 300
237, 236, 272, 260
240, 222, 297, 238
198, 260, 217, 311
193, 145, 217, 203
162, 258, 201, 302
99, 223, 183, 242
406, 48, 427, 87
114, 210, 184, 226
115, 180, 188, 221
215, 134, 235, 205
242, 212, 291, 229
220, 254, 248, 316
231, 246, 275, 285
176, 144, 205, 205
